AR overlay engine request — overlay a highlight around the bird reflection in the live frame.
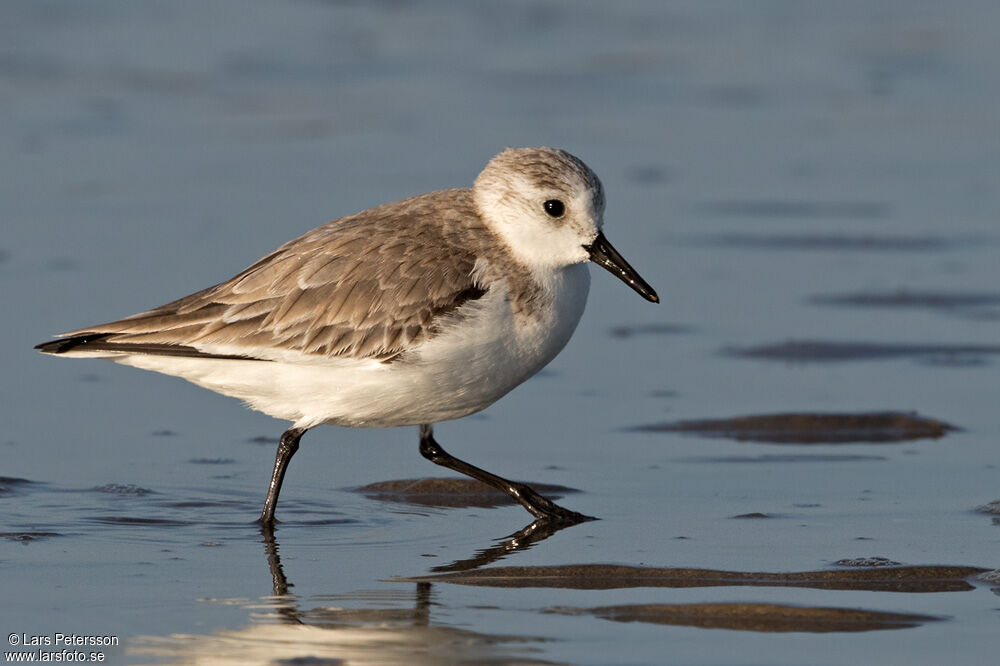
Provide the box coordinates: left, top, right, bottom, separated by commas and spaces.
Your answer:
260, 524, 438, 628
258, 514, 584, 624
131, 527, 550, 664
260, 524, 303, 625
431, 517, 582, 573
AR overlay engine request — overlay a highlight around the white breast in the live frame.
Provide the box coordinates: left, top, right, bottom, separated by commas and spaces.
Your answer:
114, 263, 591, 429
400, 261, 592, 422
313, 261, 590, 427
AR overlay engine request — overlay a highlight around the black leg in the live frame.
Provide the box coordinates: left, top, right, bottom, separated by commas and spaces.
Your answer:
418, 424, 594, 523
258, 427, 306, 526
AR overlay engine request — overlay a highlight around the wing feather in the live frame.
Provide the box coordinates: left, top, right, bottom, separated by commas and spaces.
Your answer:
47, 189, 489, 361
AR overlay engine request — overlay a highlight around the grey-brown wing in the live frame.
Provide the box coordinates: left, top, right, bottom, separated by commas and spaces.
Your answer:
46, 190, 488, 361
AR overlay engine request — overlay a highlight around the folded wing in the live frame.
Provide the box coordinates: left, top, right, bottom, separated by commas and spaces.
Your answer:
37, 190, 488, 362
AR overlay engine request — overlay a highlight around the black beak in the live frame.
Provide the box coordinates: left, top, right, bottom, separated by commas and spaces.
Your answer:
584, 232, 659, 303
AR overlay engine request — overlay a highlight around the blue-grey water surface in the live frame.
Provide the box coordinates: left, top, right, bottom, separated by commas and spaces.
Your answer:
2, 1, 999, 664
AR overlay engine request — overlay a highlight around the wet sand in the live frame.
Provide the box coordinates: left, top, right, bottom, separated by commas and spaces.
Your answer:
633, 411, 955, 443
554, 603, 940, 633
353, 477, 578, 509
4, 1, 1000, 665
401, 563, 987, 593
696, 233, 958, 252
810, 290, 1000, 310
723, 340, 1000, 364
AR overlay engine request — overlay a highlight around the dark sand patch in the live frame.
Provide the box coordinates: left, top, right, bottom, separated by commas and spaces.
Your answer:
633, 411, 954, 444
293, 518, 360, 526
703, 200, 889, 219
679, 454, 886, 463
1, 532, 62, 542
353, 478, 577, 509
92, 483, 153, 495
400, 564, 986, 593
87, 516, 193, 527
811, 290, 1000, 310
0, 476, 37, 493
723, 340, 1000, 364
554, 603, 938, 633
609, 323, 694, 339
810, 290, 1000, 321
162, 499, 247, 509
836, 557, 902, 567
698, 233, 950, 251
975, 500, 1000, 515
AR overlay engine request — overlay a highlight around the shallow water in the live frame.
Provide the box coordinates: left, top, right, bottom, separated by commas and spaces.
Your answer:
3, 1, 999, 664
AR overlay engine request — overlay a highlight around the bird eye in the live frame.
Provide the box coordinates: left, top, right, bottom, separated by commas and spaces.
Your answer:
543, 199, 565, 218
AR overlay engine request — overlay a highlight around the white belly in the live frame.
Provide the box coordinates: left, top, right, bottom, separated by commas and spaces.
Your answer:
114, 264, 591, 429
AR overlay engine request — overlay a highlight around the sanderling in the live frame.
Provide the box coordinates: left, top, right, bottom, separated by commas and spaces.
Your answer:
36, 147, 658, 526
